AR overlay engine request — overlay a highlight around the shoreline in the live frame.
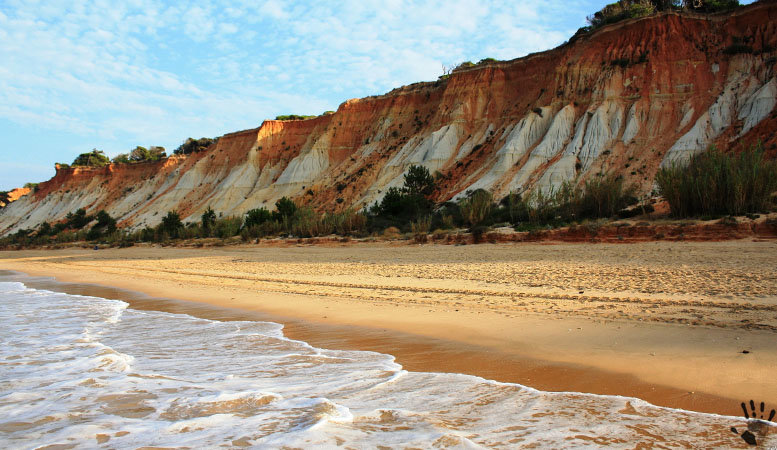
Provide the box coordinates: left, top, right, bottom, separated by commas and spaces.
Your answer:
0, 270, 744, 418
2, 241, 776, 418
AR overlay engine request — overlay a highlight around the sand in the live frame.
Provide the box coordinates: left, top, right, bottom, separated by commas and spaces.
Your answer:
2, 240, 776, 417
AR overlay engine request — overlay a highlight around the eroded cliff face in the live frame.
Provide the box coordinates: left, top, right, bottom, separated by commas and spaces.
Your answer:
0, 187, 31, 209
2, 2, 777, 234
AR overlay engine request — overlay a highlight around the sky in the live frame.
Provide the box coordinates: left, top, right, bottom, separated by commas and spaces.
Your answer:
0, 0, 751, 190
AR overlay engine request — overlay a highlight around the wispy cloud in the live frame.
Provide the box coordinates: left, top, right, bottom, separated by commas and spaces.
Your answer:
0, 0, 598, 190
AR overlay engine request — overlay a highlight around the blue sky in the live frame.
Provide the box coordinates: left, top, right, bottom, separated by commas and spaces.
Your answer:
0, 0, 750, 190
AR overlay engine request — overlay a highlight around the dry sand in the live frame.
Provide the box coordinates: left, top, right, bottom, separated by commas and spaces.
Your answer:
2, 240, 776, 417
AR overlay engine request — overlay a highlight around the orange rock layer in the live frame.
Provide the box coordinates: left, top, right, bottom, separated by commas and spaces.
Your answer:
0, 187, 31, 209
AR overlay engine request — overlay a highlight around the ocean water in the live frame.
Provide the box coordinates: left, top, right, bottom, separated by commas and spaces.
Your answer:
0, 281, 769, 448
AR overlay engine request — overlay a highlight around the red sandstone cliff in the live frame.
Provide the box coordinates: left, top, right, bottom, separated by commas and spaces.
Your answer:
2, 1, 776, 233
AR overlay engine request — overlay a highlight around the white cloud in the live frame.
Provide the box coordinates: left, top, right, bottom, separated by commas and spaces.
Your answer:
183, 6, 215, 42
219, 22, 238, 34
0, 0, 599, 188
259, 0, 288, 20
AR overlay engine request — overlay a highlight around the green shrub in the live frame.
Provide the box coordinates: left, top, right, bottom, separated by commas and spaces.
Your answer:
244, 207, 272, 228
56, 230, 83, 243
140, 227, 156, 242
369, 165, 437, 229
273, 197, 297, 222
180, 225, 202, 240
291, 207, 332, 237
174, 137, 217, 155
583, 0, 740, 34
241, 221, 282, 240
587, 1, 656, 29
327, 209, 367, 235
94, 210, 117, 233
159, 211, 183, 238
656, 144, 777, 217
507, 185, 573, 226
411, 215, 431, 234
112, 153, 131, 164
201, 207, 217, 236
66, 208, 93, 229
452, 61, 475, 71
275, 114, 316, 121
149, 146, 166, 160
86, 227, 103, 241
259, 220, 283, 236
373, 187, 405, 217
403, 165, 435, 198
128, 146, 166, 162
213, 216, 243, 239
131, 147, 149, 161
522, 188, 567, 224
505, 175, 636, 227
459, 189, 494, 227
71, 149, 110, 167
440, 214, 455, 229
254, 206, 369, 239
579, 174, 637, 218
38, 222, 52, 236
694, 0, 739, 13
478, 58, 498, 64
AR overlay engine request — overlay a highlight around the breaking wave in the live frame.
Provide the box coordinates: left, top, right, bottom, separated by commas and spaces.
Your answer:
0, 281, 765, 448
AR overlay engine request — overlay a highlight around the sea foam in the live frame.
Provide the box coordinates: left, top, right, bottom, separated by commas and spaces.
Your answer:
0, 281, 769, 448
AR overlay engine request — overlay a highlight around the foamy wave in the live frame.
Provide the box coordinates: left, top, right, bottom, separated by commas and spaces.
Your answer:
0, 280, 773, 448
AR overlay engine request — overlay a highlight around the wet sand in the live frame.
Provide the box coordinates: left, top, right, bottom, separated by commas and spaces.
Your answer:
2, 240, 776, 417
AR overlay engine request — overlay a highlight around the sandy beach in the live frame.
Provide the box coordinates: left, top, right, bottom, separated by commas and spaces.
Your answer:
2, 240, 776, 418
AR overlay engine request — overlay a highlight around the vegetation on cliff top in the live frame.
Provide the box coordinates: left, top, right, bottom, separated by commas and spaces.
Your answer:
438, 58, 501, 81
275, 114, 317, 121
578, 0, 740, 36
65, 149, 111, 168
112, 146, 166, 164
173, 137, 218, 155
438, 1, 742, 81
57, 146, 171, 168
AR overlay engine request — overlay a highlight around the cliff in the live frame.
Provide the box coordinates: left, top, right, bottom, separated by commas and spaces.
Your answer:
2, 1, 777, 234
0, 187, 31, 209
